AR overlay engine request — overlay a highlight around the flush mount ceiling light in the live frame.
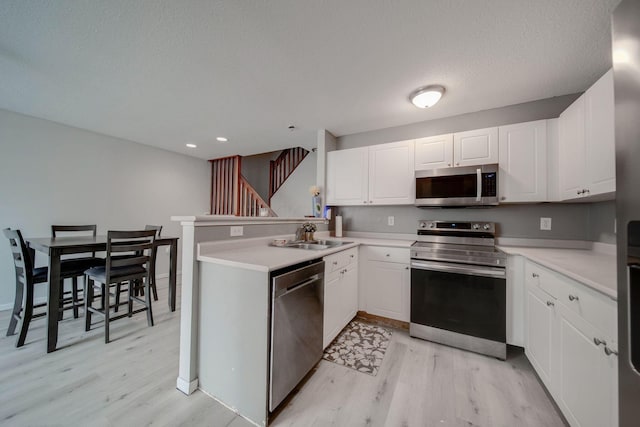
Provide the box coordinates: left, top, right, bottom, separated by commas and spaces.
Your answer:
186, 143, 197, 148
216, 137, 228, 142
410, 85, 445, 108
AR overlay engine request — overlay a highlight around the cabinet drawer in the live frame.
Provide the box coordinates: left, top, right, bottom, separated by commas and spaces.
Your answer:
324, 247, 358, 273
363, 246, 409, 264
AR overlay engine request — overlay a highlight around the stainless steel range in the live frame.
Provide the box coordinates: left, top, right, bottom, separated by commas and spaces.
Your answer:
410, 220, 507, 359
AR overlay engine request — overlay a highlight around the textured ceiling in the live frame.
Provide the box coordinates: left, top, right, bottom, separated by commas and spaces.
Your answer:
0, 0, 620, 160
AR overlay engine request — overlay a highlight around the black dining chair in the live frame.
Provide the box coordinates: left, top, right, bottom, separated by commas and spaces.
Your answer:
144, 225, 162, 301
51, 225, 104, 318
4, 229, 49, 347
84, 230, 156, 343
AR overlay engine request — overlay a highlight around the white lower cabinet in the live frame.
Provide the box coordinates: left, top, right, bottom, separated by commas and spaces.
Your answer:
323, 248, 358, 348
523, 260, 618, 427
360, 246, 410, 322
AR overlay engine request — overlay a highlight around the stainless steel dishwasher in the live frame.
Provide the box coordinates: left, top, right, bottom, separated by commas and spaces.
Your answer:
269, 259, 324, 412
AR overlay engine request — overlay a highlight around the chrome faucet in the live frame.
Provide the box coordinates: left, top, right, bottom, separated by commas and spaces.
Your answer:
295, 225, 305, 242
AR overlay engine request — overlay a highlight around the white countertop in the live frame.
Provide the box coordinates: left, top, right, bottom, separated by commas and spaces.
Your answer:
197, 234, 414, 272
499, 245, 617, 300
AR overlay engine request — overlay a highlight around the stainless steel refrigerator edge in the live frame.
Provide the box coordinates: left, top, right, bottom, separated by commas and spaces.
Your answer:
613, 0, 640, 424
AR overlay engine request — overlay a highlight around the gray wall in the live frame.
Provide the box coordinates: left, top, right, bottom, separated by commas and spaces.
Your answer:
336, 204, 592, 241
0, 108, 210, 309
337, 94, 581, 149
588, 200, 616, 244
240, 151, 279, 202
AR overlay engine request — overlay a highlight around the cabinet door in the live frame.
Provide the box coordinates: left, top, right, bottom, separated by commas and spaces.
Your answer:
365, 261, 410, 322
414, 134, 454, 170
453, 127, 499, 167
584, 69, 616, 196
557, 305, 615, 427
323, 271, 343, 348
326, 147, 369, 205
341, 263, 358, 327
559, 95, 586, 200
368, 140, 415, 205
498, 120, 548, 202
525, 285, 557, 388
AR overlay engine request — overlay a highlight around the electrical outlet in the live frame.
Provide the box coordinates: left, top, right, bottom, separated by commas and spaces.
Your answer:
388, 216, 395, 226
230, 226, 244, 237
540, 217, 552, 231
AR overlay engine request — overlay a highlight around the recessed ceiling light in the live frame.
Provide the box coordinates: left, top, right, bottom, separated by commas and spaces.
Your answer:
186, 143, 197, 148
216, 137, 228, 142
410, 85, 445, 108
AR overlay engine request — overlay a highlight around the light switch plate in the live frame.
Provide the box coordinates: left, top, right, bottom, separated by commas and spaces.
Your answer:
388, 216, 395, 226
540, 217, 552, 231
230, 226, 244, 237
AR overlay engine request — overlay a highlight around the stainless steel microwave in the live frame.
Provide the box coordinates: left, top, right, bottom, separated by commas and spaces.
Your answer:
415, 164, 499, 207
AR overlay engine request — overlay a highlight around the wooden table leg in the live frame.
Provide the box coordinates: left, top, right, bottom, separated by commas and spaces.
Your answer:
169, 240, 177, 312
47, 249, 61, 353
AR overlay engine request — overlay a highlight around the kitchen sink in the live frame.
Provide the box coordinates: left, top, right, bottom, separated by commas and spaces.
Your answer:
282, 240, 353, 250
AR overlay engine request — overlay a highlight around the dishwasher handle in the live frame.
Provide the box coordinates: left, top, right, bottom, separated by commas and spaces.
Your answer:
274, 274, 322, 298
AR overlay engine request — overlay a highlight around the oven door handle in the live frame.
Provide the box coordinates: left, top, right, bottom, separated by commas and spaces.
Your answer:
411, 260, 505, 279
476, 168, 482, 202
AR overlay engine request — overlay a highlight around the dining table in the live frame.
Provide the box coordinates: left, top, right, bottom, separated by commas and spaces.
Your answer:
26, 234, 179, 353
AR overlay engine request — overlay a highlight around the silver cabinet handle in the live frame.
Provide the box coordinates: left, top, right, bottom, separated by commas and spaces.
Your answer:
447, 163, 451, 166
546, 301, 554, 307
577, 190, 583, 195
501, 196, 506, 200
568, 294, 579, 301
333, 261, 338, 265
386, 254, 390, 257
585, 189, 590, 194
532, 273, 539, 278
594, 337, 607, 346
405, 266, 409, 270
604, 346, 618, 356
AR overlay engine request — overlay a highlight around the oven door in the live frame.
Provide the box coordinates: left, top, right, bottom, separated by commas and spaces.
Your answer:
415, 164, 498, 207
410, 259, 506, 356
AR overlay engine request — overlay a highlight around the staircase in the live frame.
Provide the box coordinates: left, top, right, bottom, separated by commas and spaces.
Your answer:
209, 156, 276, 217
269, 147, 309, 203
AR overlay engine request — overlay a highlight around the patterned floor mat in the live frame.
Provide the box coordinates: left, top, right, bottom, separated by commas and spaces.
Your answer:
322, 320, 392, 376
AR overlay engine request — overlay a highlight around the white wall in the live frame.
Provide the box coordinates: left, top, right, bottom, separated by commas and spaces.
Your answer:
270, 151, 317, 218
0, 109, 210, 309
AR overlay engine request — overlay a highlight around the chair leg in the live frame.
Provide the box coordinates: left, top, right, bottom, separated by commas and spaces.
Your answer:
58, 279, 64, 321
7, 278, 24, 337
144, 278, 154, 327
128, 281, 134, 317
85, 277, 93, 332
16, 282, 34, 347
72, 277, 79, 319
150, 265, 158, 301
114, 282, 121, 312
103, 283, 110, 344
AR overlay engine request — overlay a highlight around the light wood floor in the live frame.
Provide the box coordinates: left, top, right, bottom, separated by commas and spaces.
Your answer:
0, 282, 567, 427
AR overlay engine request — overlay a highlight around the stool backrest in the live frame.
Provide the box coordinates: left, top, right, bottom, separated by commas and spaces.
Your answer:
52, 224, 98, 258
105, 230, 156, 283
3, 228, 33, 284
144, 225, 162, 238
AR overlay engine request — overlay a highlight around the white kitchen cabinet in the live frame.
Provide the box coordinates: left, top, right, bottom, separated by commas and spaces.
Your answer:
498, 120, 548, 202
326, 147, 369, 205
559, 69, 615, 201
525, 284, 558, 388
326, 140, 414, 206
414, 134, 454, 170
368, 140, 415, 204
523, 259, 618, 427
360, 246, 410, 322
453, 127, 499, 167
557, 304, 617, 427
323, 248, 358, 348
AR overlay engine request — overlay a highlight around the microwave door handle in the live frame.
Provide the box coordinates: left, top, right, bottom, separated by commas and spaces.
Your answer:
476, 168, 482, 202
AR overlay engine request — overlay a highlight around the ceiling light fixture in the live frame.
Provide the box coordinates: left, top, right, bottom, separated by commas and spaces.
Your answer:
410, 85, 445, 108
186, 143, 197, 148
216, 137, 228, 142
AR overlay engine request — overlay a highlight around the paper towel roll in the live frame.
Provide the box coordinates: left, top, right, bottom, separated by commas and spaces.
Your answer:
335, 215, 343, 237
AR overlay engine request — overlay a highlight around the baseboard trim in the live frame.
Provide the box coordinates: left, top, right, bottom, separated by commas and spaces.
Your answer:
176, 376, 198, 395
356, 311, 409, 330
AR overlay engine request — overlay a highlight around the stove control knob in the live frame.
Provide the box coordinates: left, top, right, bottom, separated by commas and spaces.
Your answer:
483, 224, 491, 231
428, 222, 436, 229
472, 223, 480, 230
419, 222, 426, 229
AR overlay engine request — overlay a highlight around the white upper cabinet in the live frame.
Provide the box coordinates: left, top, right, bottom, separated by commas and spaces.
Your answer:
414, 134, 454, 170
453, 127, 499, 167
326, 140, 414, 206
498, 120, 548, 202
326, 147, 369, 205
559, 69, 615, 201
584, 69, 616, 196
368, 140, 415, 204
